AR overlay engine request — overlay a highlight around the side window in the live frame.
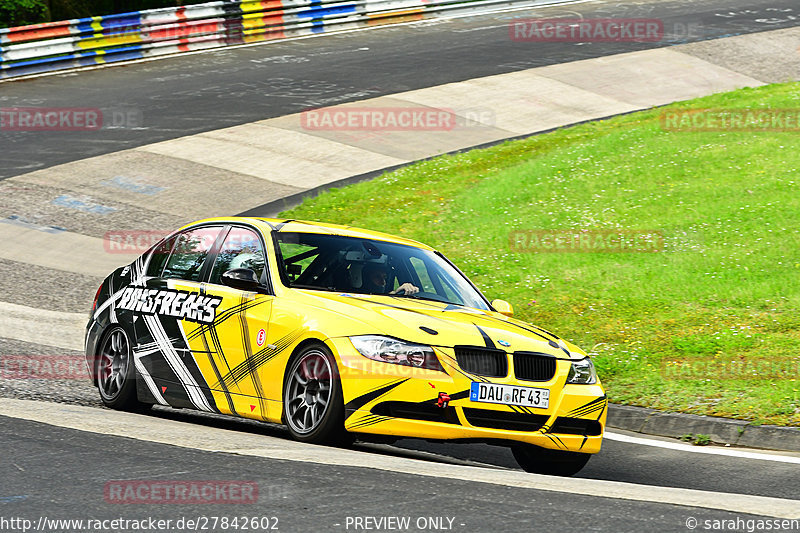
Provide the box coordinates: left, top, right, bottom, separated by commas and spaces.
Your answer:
162, 226, 223, 282
145, 235, 177, 278
409, 257, 436, 293
209, 227, 267, 285
277, 241, 319, 283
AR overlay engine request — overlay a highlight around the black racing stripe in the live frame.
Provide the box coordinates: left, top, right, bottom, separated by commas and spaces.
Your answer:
544, 433, 566, 450
159, 314, 217, 403
448, 390, 471, 402
198, 323, 238, 415
580, 435, 589, 450
596, 401, 607, 421
210, 297, 267, 327
346, 297, 452, 324
569, 404, 606, 418
347, 415, 378, 430
440, 355, 488, 383
237, 294, 268, 419
186, 298, 268, 341
140, 315, 195, 409
348, 415, 392, 430
567, 396, 607, 418
344, 379, 408, 417
207, 324, 235, 378
216, 328, 304, 389
476, 313, 562, 345
473, 323, 496, 349
197, 373, 219, 411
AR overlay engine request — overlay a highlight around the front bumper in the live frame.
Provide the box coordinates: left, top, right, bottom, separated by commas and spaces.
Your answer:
329, 338, 607, 454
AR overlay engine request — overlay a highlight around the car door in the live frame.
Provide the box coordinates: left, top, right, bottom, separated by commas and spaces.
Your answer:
127, 224, 225, 411
186, 225, 275, 421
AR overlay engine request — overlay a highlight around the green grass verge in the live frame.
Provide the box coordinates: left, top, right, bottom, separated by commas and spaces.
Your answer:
281, 82, 800, 426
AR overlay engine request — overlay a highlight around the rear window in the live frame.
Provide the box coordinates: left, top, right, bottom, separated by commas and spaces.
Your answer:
162, 226, 223, 282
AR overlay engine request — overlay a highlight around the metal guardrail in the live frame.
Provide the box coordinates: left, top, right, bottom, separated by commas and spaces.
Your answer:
0, 0, 560, 80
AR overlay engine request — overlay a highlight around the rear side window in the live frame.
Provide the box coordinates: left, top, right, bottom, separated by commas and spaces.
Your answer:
162, 226, 223, 282
276, 240, 319, 284
209, 227, 267, 285
145, 235, 177, 278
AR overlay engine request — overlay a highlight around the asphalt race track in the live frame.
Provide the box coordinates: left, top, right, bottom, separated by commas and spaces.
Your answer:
0, 415, 768, 533
1, 0, 800, 530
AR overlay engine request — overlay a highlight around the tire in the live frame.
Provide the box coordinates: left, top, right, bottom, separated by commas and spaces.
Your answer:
512, 444, 591, 476
283, 343, 350, 445
96, 326, 143, 411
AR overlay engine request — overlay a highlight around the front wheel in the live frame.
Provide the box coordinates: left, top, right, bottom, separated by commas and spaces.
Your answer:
283, 344, 349, 445
512, 444, 591, 476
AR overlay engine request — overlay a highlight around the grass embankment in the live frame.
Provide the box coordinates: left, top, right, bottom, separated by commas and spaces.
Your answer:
281, 82, 800, 426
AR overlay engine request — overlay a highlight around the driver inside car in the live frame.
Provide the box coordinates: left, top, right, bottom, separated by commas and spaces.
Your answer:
362, 263, 419, 295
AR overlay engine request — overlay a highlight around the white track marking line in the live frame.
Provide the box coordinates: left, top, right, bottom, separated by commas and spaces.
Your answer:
0, 301, 86, 351
0, 398, 798, 519
605, 431, 800, 464
0, 224, 138, 277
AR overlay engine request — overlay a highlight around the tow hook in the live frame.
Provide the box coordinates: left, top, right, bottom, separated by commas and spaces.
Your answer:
437, 392, 451, 408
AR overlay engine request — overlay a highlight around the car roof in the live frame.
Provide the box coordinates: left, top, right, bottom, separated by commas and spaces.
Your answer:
181, 217, 435, 251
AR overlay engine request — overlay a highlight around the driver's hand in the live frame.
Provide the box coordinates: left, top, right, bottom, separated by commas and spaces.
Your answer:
392, 283, 420, 295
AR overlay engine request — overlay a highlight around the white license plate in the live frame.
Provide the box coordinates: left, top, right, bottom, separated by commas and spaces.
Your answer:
470, 382, 549, 409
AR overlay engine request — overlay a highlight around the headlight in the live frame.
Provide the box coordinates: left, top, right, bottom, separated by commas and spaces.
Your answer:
566, 357, 597, 384
350, 335, 444, 372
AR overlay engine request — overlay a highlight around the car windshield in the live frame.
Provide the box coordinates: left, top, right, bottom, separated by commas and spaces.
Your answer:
274, 232, 490, 310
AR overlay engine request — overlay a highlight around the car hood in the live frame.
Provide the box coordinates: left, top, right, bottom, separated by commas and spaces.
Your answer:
294, 290, 585, 360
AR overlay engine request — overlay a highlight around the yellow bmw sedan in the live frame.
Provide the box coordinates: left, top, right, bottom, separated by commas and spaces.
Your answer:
86, 217, 606, 476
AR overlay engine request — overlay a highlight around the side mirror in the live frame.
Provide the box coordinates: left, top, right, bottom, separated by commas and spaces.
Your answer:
491, 299, 514, 317
221, 268, 262, 291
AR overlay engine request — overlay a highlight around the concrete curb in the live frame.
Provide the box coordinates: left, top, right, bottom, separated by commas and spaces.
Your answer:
607, 404, 800, 453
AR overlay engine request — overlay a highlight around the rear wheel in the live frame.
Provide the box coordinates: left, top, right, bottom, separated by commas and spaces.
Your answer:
96, 326, 142, 410
512, 444, 591, 476
283, 344, 349, 445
